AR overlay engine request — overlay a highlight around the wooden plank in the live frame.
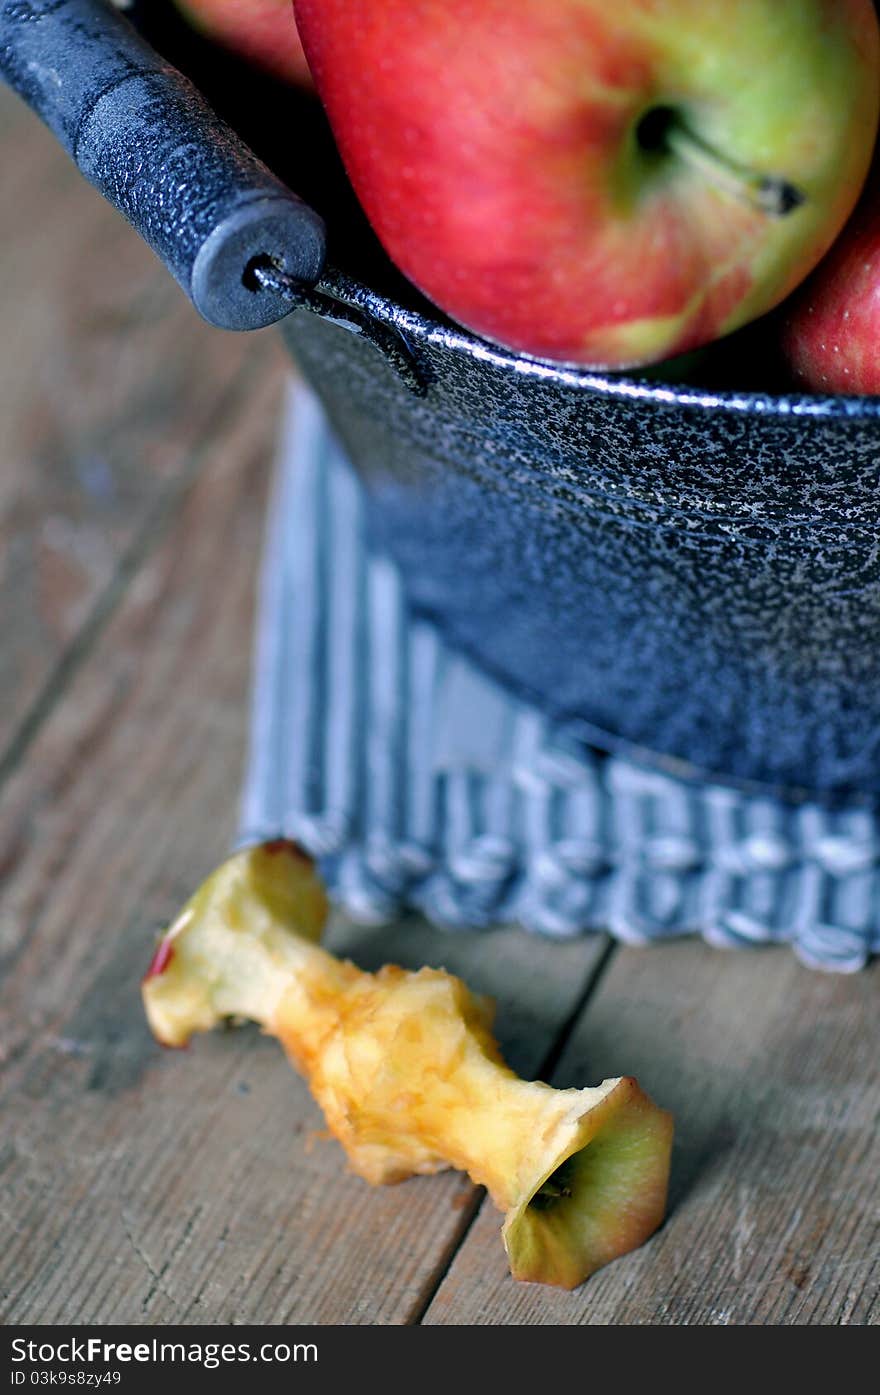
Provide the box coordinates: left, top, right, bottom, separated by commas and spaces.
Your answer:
0, 86, 281, 757
0, 342, 608, 1322
423, 939, 879, 1325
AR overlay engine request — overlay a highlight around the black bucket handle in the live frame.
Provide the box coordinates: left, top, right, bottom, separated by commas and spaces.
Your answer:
0, 0, 330, 332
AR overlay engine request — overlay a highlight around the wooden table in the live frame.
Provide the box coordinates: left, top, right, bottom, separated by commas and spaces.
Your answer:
1, 89, 877, 1328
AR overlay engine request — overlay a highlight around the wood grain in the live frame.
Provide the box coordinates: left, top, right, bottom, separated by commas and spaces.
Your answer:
0, 86, 283, 760
0, 335, 607, 1321
423, 940, 880, 1325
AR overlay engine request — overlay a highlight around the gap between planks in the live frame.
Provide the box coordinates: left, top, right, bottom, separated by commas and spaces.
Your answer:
421, 939, 880, 1325
404, 937, 619, 1324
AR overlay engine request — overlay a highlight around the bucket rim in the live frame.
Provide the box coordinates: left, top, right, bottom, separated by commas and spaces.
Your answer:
324, 267, 880, 422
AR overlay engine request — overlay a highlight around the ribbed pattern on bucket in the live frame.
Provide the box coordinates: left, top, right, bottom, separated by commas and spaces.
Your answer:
237, 385, 880, 973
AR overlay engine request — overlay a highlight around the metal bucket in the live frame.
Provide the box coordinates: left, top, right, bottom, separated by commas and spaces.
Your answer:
7, 0, 880, 802
283, 279, 880, 802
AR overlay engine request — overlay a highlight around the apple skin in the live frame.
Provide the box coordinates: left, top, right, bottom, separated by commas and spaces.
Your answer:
295, 0, 880, 370
779, 154, 880, 394
173, 0, 312, 87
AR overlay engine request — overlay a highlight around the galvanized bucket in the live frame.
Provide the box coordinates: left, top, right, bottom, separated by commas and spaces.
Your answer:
5, 0, 880, 800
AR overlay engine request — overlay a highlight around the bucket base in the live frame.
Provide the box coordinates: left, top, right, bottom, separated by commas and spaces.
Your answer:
237, 383, 880, 973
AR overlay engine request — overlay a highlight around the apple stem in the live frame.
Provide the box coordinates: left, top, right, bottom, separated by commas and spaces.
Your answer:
665, 121, 805, 217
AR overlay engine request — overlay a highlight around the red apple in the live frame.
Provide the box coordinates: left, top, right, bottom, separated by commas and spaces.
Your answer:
295, 0, 880, 370
173, 0, 312, 87
780, 153, 880, 394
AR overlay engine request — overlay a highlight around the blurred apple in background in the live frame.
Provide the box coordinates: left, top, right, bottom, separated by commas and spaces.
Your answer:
780, 154, 880, 394
172, 0, 312, 86
296, 0, 880, 371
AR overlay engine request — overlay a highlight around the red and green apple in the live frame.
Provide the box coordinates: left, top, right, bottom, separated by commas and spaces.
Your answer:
295, 0, 880, 370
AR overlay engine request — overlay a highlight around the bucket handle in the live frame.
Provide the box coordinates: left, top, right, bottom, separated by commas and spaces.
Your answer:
0, 1, 426, 386
0, 0, 334, 334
